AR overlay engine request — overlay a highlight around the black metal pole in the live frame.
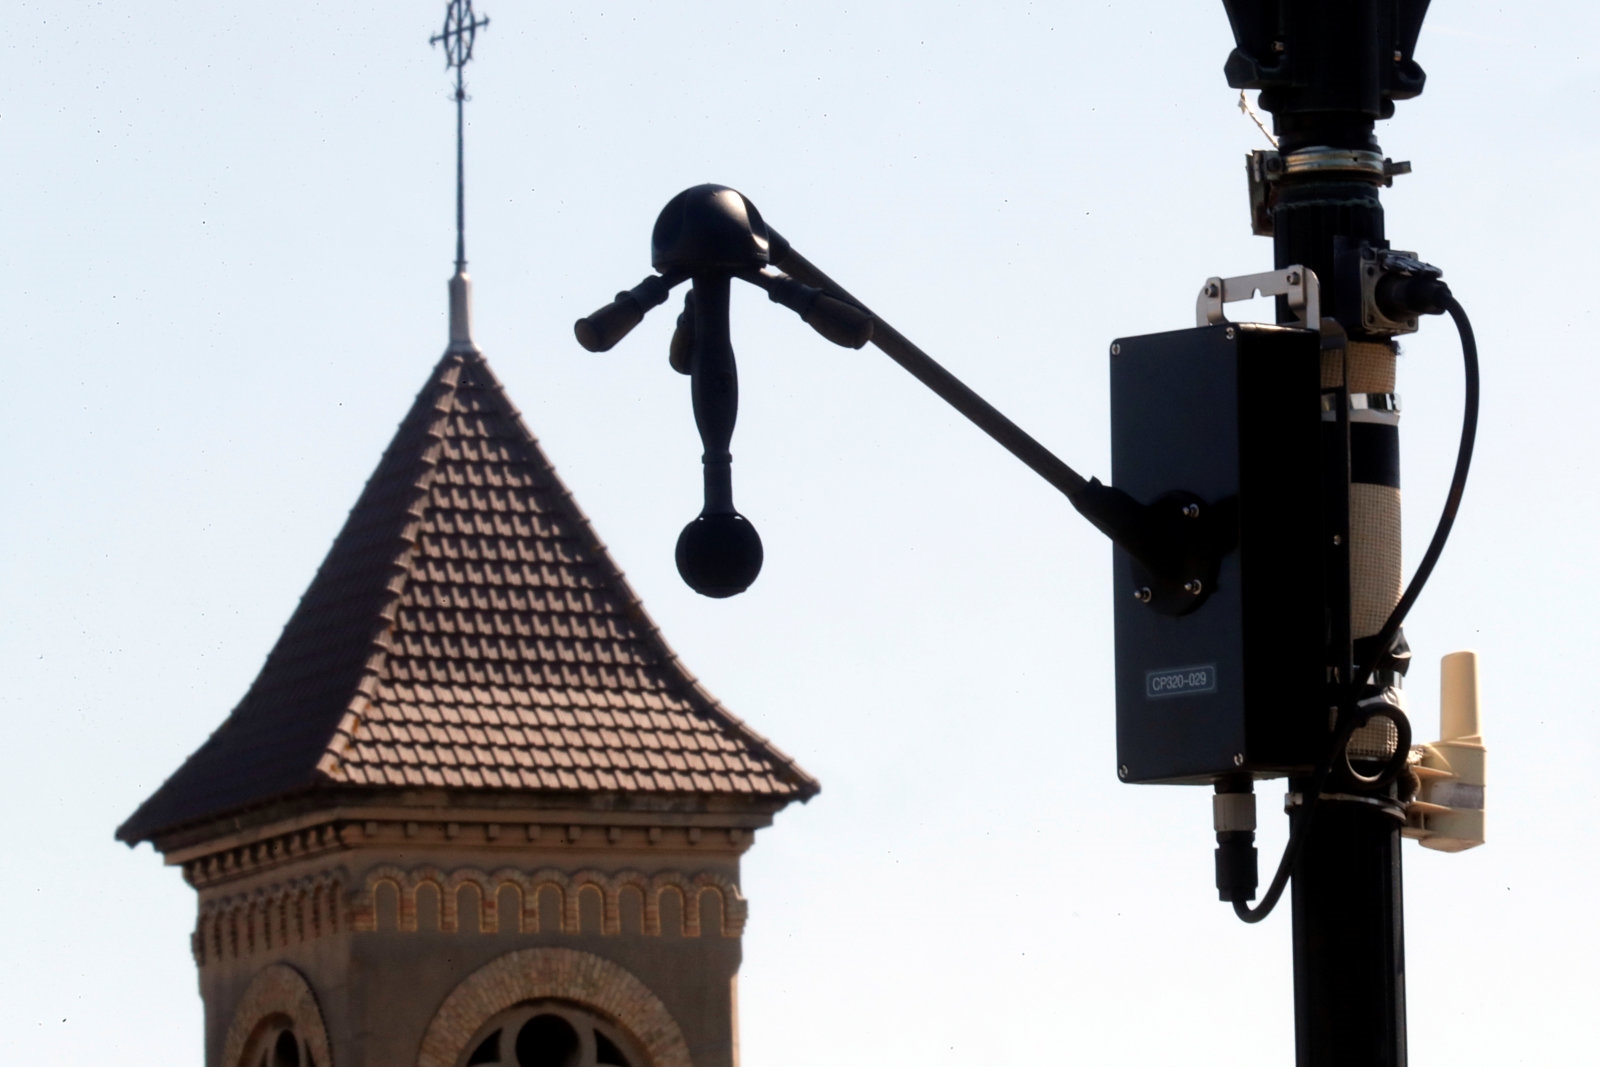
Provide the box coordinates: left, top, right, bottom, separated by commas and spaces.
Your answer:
1272, 117, 1407, 1067
1277, 173, 1409, 1067
455, 78, 467, 271
1289, 797, 1407, 1066
1222, 2, 1433, 1063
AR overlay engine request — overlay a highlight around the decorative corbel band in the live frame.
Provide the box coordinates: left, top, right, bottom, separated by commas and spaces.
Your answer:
193, 871, 347, 967
349, 864, 747, 938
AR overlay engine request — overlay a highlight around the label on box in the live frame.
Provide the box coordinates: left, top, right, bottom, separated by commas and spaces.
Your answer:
1145, 664, 1218, 699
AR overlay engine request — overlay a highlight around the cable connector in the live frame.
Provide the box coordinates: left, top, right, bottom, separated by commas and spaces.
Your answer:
1213, 780, 1258, 903
1360, 248, 1450, 336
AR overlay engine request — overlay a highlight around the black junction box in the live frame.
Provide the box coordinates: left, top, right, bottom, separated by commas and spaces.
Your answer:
1111, 322, 1325, 784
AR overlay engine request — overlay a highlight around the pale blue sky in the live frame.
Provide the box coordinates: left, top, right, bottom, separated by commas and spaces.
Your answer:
4, 2, 1597, 1063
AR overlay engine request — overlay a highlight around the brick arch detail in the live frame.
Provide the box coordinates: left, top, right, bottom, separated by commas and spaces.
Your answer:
221, 962, 334, 1067
414, 947, 690, 1067
350, 865, 746, 938
197, 870, 347, 966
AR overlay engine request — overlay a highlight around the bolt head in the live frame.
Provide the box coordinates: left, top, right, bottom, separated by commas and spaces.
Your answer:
1181, 503, 1200, 519
1233, 753, 1245, 767
1183, 579, 1203, 595
1119, 764, 1130, 780
1332, 534, 1342, 546
1133, 586, 1153, 603
1286, 270, 1300, 285
1205, 283, 1220, 298
1110, 342, 1121, 356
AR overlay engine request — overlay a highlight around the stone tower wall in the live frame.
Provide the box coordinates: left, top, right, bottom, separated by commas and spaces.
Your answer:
192, 824, 753, 1067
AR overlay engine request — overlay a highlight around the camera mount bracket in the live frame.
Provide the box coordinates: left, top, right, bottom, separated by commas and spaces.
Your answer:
1197, 265, 1321, 330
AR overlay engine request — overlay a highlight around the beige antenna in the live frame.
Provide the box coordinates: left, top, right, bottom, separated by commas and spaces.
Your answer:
1403, 650, 1486, 851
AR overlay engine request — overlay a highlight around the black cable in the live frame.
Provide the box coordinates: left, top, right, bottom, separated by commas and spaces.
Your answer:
1232, 713, 1362, 923
1350, 294, 1479, 693
1233, 293, 1479, 924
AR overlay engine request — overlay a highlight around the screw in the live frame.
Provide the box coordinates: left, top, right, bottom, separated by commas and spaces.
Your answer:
1393, 49, 1403, 62
1205, 283, 1220, 298
1233, 753, 1245, 767
1110, 342, 1121, 356
1225, 326, 1236, 340
1332, 534, 1342, 546
1273, 39, 1285, 53
1181, 503, 1200, 519
1286, 270, 1301, 285
1119, 765, 1130, 780
1133, 587, 1153, 603
1184, 579, 1204, 596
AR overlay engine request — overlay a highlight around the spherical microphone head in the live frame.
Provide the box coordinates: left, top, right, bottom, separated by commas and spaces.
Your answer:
652, 185, 770, 276
675, 511, 764, 598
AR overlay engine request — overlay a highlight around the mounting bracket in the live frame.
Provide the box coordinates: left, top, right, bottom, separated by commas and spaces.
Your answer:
1197, 266, 1321, 331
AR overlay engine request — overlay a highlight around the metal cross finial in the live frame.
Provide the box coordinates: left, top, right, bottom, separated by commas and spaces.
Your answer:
431, 0, 490, 82
431, 0, 489, 274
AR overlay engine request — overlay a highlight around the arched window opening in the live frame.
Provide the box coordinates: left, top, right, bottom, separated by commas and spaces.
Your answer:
466, 1031, 503, 1066
454, 1002, 645, 1067
515, 1014, 580, 1067
223, 965, 331, 1067
593, 1031, 628, 1067
251, 1024, 316, 1067
273, 1029, 301, 1067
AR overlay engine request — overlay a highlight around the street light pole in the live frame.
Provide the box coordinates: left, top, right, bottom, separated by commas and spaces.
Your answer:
1222, 4, 1433, 1063
576, 3, 1482, 1063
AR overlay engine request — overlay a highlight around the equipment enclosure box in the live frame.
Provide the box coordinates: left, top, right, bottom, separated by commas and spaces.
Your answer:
1111, 323, 1324, 784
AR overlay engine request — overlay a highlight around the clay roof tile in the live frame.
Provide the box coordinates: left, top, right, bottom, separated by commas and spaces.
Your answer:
116, 350, 816, 846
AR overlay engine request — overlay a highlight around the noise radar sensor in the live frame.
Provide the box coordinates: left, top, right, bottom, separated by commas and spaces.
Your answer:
1111, 322, 1326, 784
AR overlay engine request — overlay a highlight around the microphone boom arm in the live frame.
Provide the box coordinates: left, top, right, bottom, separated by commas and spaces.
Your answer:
763, 229, 1175, 560
575, 185, 1208, 597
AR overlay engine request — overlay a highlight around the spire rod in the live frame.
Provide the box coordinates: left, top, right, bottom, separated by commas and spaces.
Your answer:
430, 0, 490, 352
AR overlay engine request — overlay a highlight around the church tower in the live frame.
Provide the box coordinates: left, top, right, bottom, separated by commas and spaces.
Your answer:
116, 6, 817, 1064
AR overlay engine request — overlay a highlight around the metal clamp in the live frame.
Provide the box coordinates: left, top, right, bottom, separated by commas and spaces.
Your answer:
1282, 147, 1410, 183
1322, 393, 1401, 426
1245, 148, 1411, 237
1196, 266, 1320, 330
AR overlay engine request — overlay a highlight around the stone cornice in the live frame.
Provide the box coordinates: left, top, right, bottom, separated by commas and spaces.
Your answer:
178, 810, 765, 890
151, 787, 787, 857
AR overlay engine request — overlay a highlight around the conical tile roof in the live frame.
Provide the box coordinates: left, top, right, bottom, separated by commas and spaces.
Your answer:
118, 349, 817, 844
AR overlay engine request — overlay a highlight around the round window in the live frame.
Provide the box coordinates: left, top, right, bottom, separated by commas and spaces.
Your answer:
459, 1002, 644, 1067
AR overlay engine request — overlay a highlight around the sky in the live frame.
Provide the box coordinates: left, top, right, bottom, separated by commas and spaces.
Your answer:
4, 1, 1598, 1064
